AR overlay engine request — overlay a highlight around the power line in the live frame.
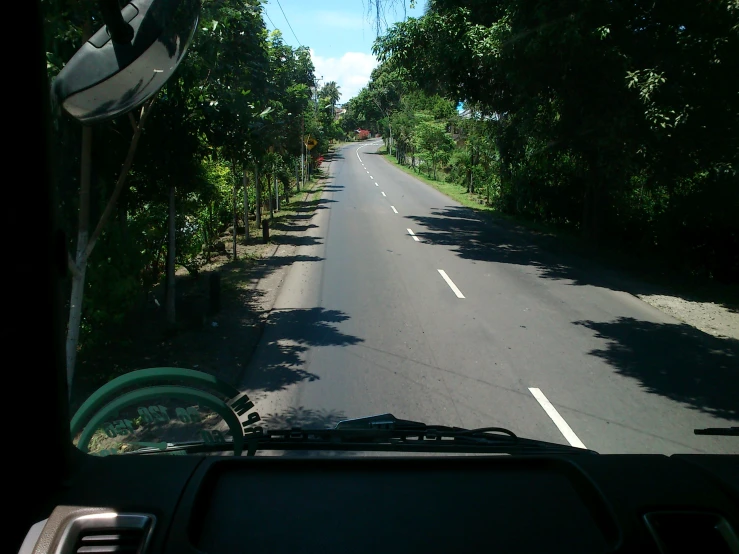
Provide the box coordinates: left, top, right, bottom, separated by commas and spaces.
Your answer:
274, 0, 302, 47
264, 9, 279, 31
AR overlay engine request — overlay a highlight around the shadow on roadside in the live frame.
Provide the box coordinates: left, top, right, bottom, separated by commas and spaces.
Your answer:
72, 180, 334, 413
574, 317, 739, 421
241, 307, 363, 394
407, 206, 739, 313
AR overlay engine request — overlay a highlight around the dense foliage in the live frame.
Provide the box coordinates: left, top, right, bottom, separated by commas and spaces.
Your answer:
364, 0, 738, 282
42, 0, 340, 375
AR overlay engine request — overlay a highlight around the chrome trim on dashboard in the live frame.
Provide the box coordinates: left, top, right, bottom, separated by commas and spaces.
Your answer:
53, 512, 155, 554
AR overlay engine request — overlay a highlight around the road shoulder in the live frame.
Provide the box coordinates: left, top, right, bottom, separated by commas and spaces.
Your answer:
377, 147, 738, 339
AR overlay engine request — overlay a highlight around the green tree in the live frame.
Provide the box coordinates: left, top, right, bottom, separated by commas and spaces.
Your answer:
414, 119, 455, 180
375, 0, 739, 280
44, 0, 321, 392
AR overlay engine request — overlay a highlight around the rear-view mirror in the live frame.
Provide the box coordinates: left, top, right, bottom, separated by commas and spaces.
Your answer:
52, 0, 201, 124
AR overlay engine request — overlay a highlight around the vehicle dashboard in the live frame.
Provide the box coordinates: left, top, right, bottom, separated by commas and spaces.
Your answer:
23, 453, 739, 553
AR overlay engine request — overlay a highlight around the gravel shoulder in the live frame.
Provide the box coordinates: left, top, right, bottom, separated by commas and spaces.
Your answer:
637, 294, 738, 339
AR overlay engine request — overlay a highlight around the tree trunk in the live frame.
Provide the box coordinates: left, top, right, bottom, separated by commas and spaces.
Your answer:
66, 99, 155, 393
166, 184, 176, 326
65, 124, 92, 394
232, 164, 237, 260
206, 201, 213, 263
243, 166, 249, 241
269, 173, 274, 218
255, 163, 262, 230
274, 172, 280, 212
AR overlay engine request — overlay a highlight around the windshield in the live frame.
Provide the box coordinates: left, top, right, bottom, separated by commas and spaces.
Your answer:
44, 0, 738, 457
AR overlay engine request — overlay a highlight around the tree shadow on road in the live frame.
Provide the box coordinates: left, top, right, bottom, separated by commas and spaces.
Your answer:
72, 257, 326, 414
574, 317, 739, 421
322, 148, 345, 162
270, 233, 324, 247
293, 198, 338, 213
228, 254, 325, 287
407, 206, 739, 312
270, 223, 319, 233
73, 176, 336, 413
242, 307, 363, 394
261, 406, 347, 429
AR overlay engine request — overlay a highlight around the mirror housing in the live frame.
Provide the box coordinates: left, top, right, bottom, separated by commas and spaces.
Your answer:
52, 0, 201, 124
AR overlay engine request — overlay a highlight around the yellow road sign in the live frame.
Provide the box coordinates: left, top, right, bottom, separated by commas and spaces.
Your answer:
305, 137, 318, 150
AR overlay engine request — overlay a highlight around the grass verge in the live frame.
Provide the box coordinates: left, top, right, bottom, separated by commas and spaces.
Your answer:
378, 148, 566, 238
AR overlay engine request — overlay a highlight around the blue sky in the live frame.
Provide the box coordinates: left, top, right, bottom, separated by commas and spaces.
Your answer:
263, 0, 426, 102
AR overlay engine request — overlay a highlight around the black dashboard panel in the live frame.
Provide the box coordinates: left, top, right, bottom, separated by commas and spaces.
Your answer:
36, 453, 739, 554
54, 453, 204, 554
182, 458, 619, 553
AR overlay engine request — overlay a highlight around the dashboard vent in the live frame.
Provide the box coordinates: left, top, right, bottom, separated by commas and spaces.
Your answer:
643, 511, 739, 554
57, 513, 155, 554
75, 528, 146, 553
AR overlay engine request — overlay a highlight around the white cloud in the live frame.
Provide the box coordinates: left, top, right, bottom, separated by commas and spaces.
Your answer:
310, 50, 378, 102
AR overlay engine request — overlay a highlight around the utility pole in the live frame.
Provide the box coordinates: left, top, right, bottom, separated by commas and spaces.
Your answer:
300, 115, 304, 190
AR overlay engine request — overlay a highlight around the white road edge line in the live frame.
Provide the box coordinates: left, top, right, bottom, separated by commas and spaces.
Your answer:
437, 269, 465, 298
381, 191, 387, 197
528, 388, 587, 449
391, 206, 398, 214
407, 228, 420, 241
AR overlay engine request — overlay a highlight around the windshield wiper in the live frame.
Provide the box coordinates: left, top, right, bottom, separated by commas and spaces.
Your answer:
694, 426, 739, 436
121, 414, 597, 456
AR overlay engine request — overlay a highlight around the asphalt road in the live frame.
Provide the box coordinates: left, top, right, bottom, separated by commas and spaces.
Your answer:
239, 142, 738, 455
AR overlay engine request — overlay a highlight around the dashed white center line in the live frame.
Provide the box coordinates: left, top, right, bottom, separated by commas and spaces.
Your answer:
391, 206, 398, 214
366, 170, 370, 174
381, 191, 386, 197
437, 270, 465, 298
370, 176, 373, 179
528, 388, 587, 449
375, 182, 379, 186
407, 228, 420, 241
